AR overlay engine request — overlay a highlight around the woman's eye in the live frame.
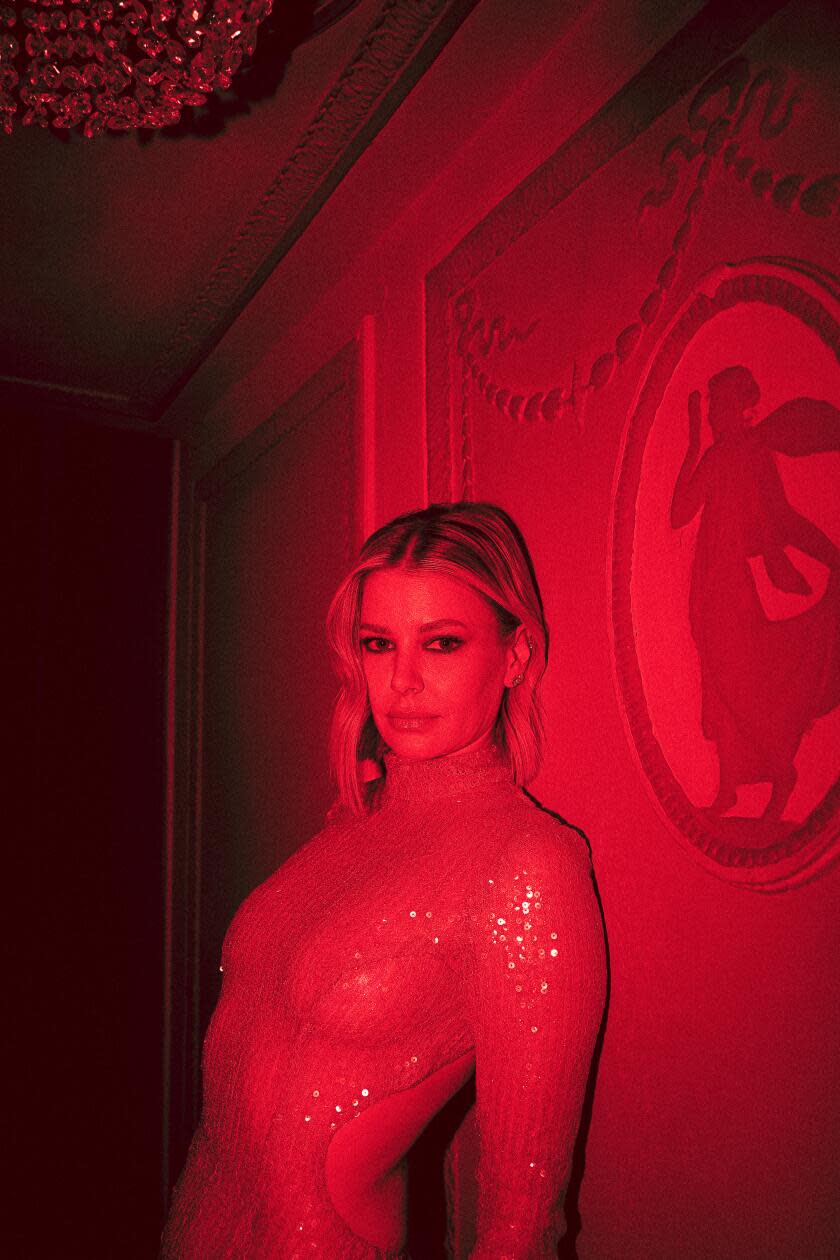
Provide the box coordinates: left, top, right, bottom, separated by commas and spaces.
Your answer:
360, 637, 392, 653
428, 636, 464, 653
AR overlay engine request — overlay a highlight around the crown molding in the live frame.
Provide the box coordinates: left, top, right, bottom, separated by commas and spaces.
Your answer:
141, 0, 480, 420
0, 374, 157, 428
4, 0, 477, 431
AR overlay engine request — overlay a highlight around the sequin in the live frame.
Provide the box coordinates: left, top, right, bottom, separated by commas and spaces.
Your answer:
161, 742, 606, 1259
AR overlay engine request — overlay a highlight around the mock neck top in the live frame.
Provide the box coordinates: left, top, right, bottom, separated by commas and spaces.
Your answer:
161, 736, 606, 1260
379, 741, 513, 805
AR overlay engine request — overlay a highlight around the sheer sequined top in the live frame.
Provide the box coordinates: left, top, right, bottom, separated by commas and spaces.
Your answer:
160, 743, 606, 1259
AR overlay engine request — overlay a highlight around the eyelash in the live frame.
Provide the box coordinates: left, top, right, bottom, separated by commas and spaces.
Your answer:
360, 636, 464, 655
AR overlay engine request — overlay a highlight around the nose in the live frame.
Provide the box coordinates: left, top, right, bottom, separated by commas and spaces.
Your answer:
390, 650, 424, 695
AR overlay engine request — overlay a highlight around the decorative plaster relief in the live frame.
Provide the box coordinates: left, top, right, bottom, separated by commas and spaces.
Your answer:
437, 47, 835, 502
425, 3, 839, 886
611, 259, 839, 889
425, 3, 819, 503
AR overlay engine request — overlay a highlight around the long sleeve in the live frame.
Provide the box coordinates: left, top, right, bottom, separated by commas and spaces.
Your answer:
463, 817, 606, 1259
162, 744, 603, 1259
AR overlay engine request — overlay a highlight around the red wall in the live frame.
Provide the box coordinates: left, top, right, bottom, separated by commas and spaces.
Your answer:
174, 1, 840, 1255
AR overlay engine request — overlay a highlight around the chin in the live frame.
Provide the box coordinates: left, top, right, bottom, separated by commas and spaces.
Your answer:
386, 731, 485, 763
387, 735, 445, 760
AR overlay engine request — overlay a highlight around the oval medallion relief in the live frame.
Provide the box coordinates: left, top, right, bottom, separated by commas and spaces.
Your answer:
611, 259, 840, 889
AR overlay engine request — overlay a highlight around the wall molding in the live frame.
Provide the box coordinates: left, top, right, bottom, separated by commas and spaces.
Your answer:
144, 0, 479, 417
1, 0, 477, 430
425, 0, 791, 501
163, 340, 360, 1193
610, 257, 840, 890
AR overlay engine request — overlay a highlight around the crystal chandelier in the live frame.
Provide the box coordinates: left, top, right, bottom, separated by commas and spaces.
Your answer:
0, 0, 273, 136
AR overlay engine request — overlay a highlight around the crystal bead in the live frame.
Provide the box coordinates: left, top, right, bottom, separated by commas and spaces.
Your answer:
83, 111, 107, 137
189, 48, 216, 88
135, 56, 164, 85
138, 31, 163, 57
108, 66, 130, 94
82, 62, 105, 88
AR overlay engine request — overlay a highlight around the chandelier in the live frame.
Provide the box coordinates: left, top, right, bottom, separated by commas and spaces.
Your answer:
0, 0, 273, 136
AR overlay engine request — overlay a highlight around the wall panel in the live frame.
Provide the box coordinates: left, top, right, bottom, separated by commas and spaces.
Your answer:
163, 1, 839, 1254
427, 2, 840, 1255
166, 340, 361, 1182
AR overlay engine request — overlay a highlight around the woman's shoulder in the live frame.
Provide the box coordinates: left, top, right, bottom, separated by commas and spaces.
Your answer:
457, 793, 603, 950
478, 790, 595, 887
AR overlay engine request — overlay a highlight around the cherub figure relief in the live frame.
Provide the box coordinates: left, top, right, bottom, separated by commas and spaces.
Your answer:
670, 365, 840, 820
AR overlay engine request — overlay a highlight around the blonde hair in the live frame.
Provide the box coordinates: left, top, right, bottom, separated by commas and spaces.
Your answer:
325, 501, 549, 815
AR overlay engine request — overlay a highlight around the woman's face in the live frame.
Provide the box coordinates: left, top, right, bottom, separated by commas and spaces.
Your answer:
359, 567, 523, 761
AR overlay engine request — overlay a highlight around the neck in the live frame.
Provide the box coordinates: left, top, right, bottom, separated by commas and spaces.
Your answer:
378, 741, 512, 805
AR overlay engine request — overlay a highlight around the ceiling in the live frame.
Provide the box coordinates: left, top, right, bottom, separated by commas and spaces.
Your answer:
0, 0, 481, 429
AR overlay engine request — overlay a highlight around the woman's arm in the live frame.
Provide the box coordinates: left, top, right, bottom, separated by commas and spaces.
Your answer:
464, 818, 607, 1259
670, 389, 706, 529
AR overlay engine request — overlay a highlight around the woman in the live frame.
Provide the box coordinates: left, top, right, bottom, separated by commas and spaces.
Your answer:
671, 370, 840, 819
161, 501, 606, 1259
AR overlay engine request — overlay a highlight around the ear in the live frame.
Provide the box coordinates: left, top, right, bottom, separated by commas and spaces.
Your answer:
504, 625, 533, 688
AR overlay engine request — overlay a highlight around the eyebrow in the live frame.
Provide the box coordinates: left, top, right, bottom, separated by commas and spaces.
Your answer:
359, 619, 469, 634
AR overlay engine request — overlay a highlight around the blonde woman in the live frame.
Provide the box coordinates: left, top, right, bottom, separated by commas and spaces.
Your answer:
161, 501, 606, 1259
